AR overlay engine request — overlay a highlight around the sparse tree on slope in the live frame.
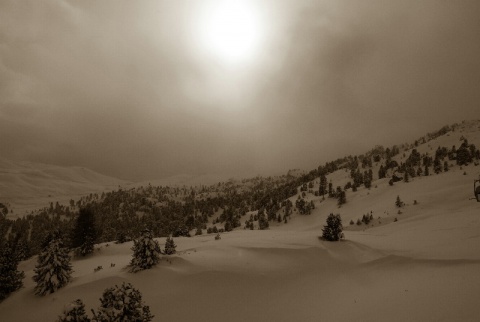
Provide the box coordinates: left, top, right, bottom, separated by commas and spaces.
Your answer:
91, 283, 153, 322
395, 195, 403, 208
164, 236, 176, 255
33, 238, 72, 296
130, 229, 161, 272
321, 214, 343, 241
0, 241, 25, 301
57, 299, 90, 322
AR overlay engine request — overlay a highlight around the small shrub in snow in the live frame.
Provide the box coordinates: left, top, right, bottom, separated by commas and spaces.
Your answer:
130, 229, 161, 273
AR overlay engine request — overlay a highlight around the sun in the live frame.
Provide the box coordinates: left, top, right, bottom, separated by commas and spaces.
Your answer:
197, 0, 262, 65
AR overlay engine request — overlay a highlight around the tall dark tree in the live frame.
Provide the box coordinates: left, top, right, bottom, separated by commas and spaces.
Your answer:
71, 208, 97, 256
424, 165, 430, 176
321, 214, 343, 241
33, 238, 72, 296
319, 174, 327, 199
0, 241, 25, 301
378, 165, 386, 179
337, 190, 346, 207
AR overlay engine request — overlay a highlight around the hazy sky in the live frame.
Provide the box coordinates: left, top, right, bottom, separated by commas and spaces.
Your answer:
1, 0, 480, 181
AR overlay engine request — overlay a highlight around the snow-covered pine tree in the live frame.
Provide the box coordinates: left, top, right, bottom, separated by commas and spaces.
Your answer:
164, 236, 177, 255
91, 283, 153, 322
321, 213, 343, 241
57, 299, 90, 322
0, 242, 25, 301
33, 238, 72, 296
130, 229, 161, 272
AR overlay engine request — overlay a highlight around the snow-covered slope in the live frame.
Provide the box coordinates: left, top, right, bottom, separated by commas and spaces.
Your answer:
1, 120, 480, 321
0, 158, 129, 217
1, 157, 480, 321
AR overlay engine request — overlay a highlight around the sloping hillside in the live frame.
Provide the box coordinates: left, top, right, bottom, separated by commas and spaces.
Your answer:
0, 158, 129, 217
1, 121, 480, 321
1, 159, 479, 321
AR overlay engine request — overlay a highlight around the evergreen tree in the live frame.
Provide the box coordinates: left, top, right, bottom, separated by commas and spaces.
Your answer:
395, 195, 403, 208
404, 171, 409, 183
57, 299, 90, 322
378, 165, 386, 179
444, 161, 449, 172
33, 238, 72, 296
328, 181, 334, 198
433, 157, 443, 174
0, 242, 25, 301
319, 174, 327, 199
71, 208, 97, 257
164, 236, 177, 255
424, 165, 430, 176
337, 190, 346, 207
321, 214, 343, 241
91, 283, 153, 322
416, 167, 423, 177
130, 229, 161, 273
258, 210, 269, 230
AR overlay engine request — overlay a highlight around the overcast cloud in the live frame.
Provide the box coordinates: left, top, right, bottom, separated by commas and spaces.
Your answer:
1, 0, 479, 180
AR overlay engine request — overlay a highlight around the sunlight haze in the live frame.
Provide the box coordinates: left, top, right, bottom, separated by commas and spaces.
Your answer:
1, 0, 480, 180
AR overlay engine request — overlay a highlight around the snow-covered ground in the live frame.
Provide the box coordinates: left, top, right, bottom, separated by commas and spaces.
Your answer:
2, 121, 480, 321
2, 162, 480, 321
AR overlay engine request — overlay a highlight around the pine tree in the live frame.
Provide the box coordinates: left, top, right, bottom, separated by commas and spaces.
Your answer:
319, 174, 327, 198
337, 190, 346, 207
91, 283, 153, 322
321, 214, 343, 241
164, 236, 177, 255
395, 195, 403, 208
378, 165, 386, 179
71, 208, 97, 257
258, 211, 269, 230
33, 238, 72, 296
57, 299, 90, 322
0, 242, 25, 301
130, 229, 161, 273
424, 165, 430, 176
433, 157, 443, 174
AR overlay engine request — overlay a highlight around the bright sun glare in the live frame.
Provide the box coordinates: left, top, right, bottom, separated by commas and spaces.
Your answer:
198, 0, 261, 65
